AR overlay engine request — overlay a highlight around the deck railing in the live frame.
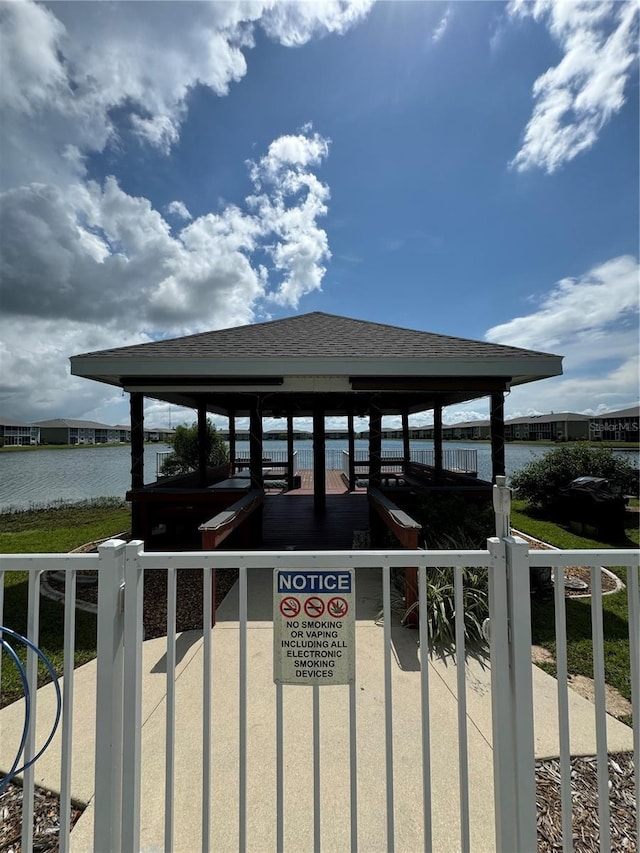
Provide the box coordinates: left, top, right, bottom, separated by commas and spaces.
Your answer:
1, 493, 637, 852
159, 447, 478, 477
341, 448, 478, 480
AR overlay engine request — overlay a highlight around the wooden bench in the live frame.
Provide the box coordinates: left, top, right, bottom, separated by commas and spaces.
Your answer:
198, 490, 264, 626
199, 489, 263, 550
368, 487, 422, 626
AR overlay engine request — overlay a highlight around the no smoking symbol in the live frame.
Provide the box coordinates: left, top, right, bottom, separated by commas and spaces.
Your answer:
304, 597, 325, 618
327, 597, 348, 618
280, 597, 300, 618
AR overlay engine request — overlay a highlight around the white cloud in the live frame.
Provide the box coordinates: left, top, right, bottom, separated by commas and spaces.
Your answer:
259, 0, 373, 47
486, 255, 639, 354
166, 200, 192, 221
432, 7, 451, 44
0, 126, 332, 421
247, 129, 331, 307
508, 0, 639, 173
0, 1, 359, 423
0, 1, 371, 188
486, 255, 640, 413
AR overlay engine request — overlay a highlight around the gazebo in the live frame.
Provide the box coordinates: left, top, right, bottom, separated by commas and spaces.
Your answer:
70, 312, 562, 545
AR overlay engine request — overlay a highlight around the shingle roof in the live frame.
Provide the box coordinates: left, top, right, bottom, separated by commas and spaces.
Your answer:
73, 312, 559, 361
0, 418, 34, 427
506, 413, 589, 425
34, 418, 115, 429
589, 406, 639, 420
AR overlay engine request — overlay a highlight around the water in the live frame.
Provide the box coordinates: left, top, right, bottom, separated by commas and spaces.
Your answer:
0, 440, 637, 512
0, 444, 172, 511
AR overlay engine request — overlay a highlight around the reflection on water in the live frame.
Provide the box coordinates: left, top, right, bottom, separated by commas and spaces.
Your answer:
0, 444, 170, 511
0, 440, 637, 511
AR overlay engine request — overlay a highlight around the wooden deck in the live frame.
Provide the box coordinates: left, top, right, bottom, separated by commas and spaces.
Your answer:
261, 492, 369, 550
265, 468, 360, 495
261, 469, 369, 550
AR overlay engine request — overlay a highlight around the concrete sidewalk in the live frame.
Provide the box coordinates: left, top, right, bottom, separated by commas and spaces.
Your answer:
1, 569, 633, 852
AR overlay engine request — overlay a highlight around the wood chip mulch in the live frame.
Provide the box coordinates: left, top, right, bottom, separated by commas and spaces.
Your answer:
0, 784, 83, 853
536, 751, 637, 851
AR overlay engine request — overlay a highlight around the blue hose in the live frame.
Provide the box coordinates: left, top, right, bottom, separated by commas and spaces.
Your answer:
0, 626, 62, 795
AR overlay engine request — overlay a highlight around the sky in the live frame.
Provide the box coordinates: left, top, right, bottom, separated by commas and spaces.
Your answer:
0, 0, 638, 433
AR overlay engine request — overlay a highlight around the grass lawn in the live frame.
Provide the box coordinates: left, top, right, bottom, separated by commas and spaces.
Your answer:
512, 498, 639, 725
1, 499, 131, 708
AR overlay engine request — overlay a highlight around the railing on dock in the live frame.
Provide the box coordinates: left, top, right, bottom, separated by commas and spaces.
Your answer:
157, 447, 478, 478
341, 448, 477, 480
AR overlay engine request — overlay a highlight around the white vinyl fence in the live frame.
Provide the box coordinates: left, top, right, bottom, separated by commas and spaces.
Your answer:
0, 492, 638, 852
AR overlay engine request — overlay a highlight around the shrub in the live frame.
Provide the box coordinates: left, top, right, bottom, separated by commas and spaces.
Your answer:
398, 495, 493, 648
160, 421, 229, 476
509, 443, 638, 513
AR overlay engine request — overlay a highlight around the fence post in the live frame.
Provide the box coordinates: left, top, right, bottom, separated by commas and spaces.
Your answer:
121, 540, 145, 853
487, 536, 517, 852
94, 539, 126, 853
504, 536, 537, 850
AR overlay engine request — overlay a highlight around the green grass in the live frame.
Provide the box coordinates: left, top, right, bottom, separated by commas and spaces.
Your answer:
512, 498, 638, 717
1, 499, 131, 707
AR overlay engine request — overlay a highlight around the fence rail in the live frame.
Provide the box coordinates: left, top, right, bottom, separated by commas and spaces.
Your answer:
1, 514, 638, 852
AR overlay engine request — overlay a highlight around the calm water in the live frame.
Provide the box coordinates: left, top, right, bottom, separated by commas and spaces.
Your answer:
0, 440, 637, 512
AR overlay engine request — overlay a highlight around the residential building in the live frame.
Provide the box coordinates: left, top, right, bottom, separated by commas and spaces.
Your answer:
589, 405, 639, 442
504, 412, 589, 442
0, 419, 40, 446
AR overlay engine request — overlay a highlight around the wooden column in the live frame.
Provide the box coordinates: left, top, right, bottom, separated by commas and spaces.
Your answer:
433, 404, 443, 483
313, 405, 326, 513
249, 399, 264, 491
490, 392, 506, 482
369, 401, 382, 487
228, 410, 236, 474
402, 409, 411, 473
287, 413, 295, 491
130, 392, 144, 538
197, 402, 208, 487
347, 411, 356, 491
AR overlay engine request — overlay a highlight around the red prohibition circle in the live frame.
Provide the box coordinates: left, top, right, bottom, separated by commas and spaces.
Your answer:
280, 597, 300, 618
303, 596, 325, 618
327, 597, 349, 618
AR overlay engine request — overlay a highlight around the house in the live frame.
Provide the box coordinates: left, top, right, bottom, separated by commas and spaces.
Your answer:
34, 418, 123, 445
504, 412, 589, 442
0, 418, 40, 446
589, 405, 640, 442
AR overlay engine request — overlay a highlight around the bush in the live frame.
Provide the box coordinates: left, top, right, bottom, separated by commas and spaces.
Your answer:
399, 495, 493, 648
160, 421, 229, 476
510, 443, 638, 513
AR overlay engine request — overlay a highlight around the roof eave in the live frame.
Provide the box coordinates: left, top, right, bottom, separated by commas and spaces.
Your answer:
70, 354, 563, 384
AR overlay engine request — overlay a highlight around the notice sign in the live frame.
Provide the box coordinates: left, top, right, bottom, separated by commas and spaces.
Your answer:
273, 569, 355, 685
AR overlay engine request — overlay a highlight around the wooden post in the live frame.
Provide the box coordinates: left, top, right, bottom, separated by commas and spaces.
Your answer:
402, 408, 410, 474
228, 410, 236, 474
490, 392, 506, 482
434, 404, 443, 483
249, 399, 264, 492
313, 405, 326, 513
369, 401, 382, 487
347, 411, 356, 491
287, 413, 295, 491
130, 392, 144, 539
197, 403, 208, 487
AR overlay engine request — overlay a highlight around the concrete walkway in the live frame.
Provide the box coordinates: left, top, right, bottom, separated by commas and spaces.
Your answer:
0, 569, 633, 852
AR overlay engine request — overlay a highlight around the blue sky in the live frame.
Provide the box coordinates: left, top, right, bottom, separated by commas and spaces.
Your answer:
1, 0, 638, 431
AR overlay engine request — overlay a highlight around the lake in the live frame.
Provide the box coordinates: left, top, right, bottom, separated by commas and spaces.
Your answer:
0, 440, 637, 512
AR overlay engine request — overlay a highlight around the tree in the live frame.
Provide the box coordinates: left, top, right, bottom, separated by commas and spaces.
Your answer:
160, 421, 229, 477
510, 443, 637, 513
